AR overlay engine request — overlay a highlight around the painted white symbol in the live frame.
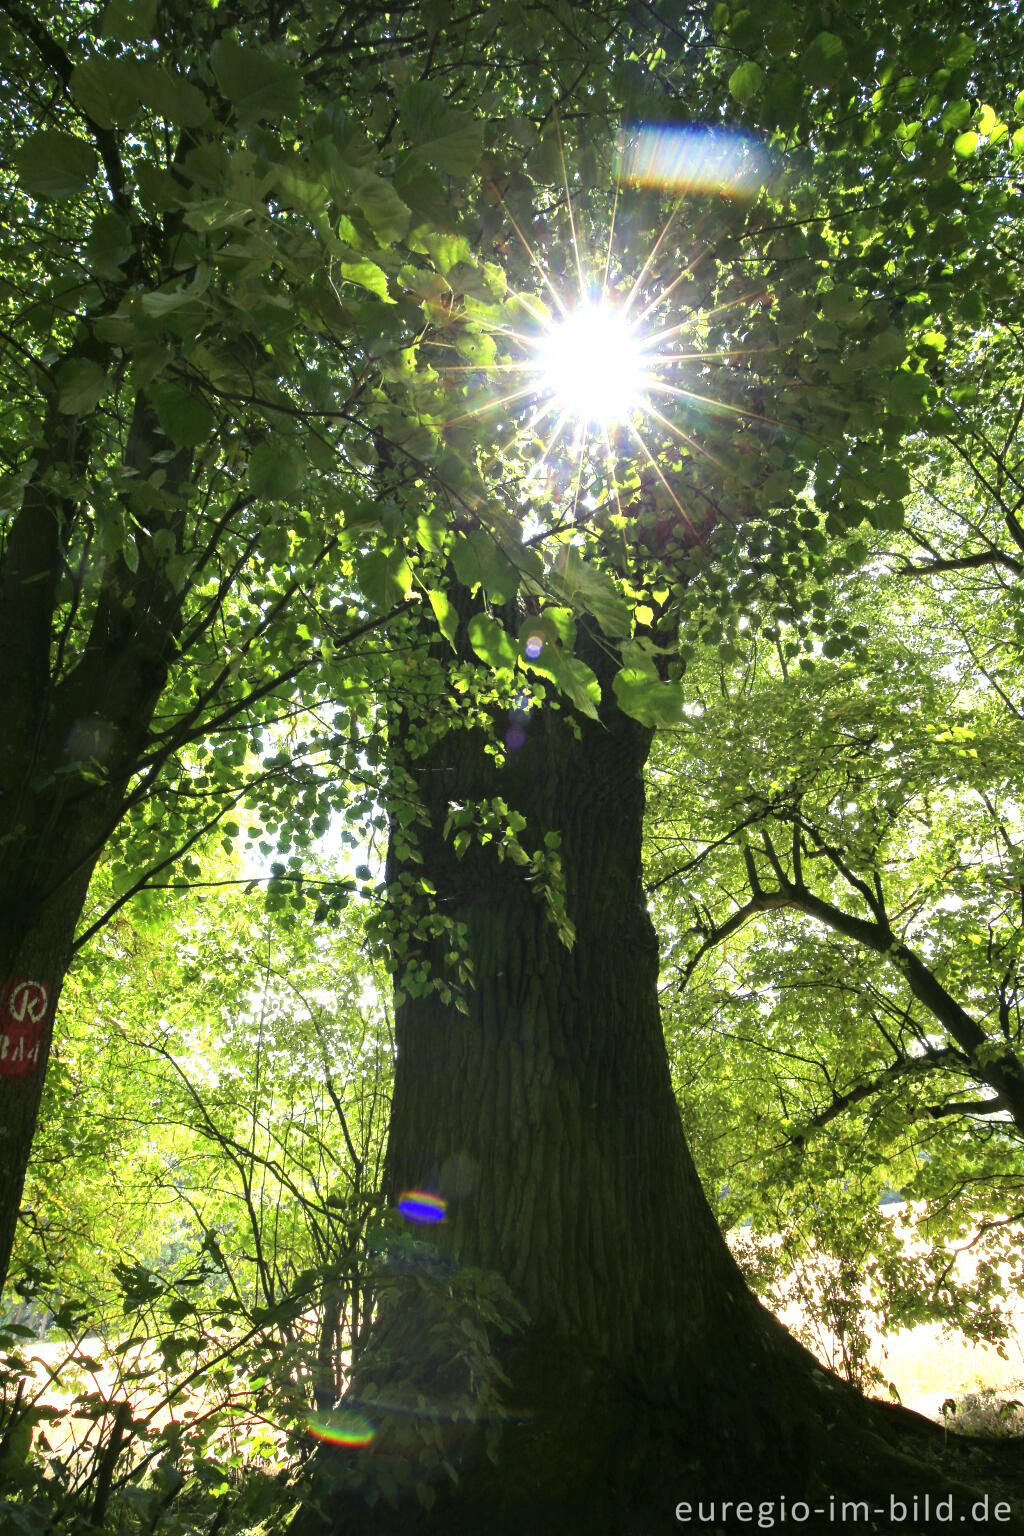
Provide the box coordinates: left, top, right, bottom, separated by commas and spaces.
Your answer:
7, 981, 48, 1024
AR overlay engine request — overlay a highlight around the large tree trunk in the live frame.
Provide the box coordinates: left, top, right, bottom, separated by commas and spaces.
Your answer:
296, 635, 1024, 1534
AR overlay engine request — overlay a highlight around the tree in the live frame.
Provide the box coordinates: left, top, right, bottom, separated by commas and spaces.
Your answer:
650, 583, 1024, 1375
1, 854, 399, 1528
284, 6, 1024, 1532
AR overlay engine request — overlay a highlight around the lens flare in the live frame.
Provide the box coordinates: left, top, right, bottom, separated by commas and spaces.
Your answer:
616, 124, 776, 199
422, 118, 785, 544
307, 1409, 375, 1447
397, 1190, 447, 1224
539, 301, 646, 425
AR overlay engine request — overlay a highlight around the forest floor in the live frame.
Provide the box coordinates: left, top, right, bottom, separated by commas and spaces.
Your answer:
14, 1203, 1024, 1463
18, 1291, 1024, 1458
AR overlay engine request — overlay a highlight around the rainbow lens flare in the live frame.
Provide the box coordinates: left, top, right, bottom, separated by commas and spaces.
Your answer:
307, 1408, 375, 1447
397, 1190, 447, 1224
616, 124, 775, 199
524, 633, 545, 660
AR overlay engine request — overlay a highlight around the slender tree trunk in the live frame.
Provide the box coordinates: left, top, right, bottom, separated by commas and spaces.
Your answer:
297, 633, 1024, 1534
0, 867, 93, 1292
0, 786, 153, 1297
0, 398, 188, 1298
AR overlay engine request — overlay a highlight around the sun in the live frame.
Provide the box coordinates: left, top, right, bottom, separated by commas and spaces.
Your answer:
426, 125, 779, 530
537, 301, 648, 426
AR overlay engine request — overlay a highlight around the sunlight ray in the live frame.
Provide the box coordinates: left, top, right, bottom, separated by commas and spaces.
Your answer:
567, 420, 592, 524
620, 199, 684, 319
642, 288, 769, 349
531, 406, 575, 482
425, 150, 787, 515
600, 421, 629, 535
645, 377, 780, 429
512, 291, 560, 331
443, 381, 548, 428
642, 399, 729, 476
632, 242, 715, 327
626, 422, 705, 548
474, 394, 570, 488
601, 182, 620, 302
431, 361, 545, 376
497, 197, 572, 319
653, 347, 773, 365
556, 111, 588, 299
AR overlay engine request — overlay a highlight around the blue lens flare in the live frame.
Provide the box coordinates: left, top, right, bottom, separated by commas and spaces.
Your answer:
397, 1190, 447, 1224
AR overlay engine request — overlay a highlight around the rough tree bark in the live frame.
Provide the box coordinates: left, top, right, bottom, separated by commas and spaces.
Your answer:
294, 628, 1024, 1536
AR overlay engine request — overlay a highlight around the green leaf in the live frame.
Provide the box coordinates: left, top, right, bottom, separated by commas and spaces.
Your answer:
151, 383, 216, 448
102, 0, 157, 40
57, 359, 109, 415
549, 654, 601, 721
248, 441, 305, 499
728, 62, 764, 105
467, 613, 516, 671
400, 81, 483, 179
70, 57, 143, 130
800, 32, 846, 88
134, 62, 210, 128
139, 287, 193, 317
357, 550, 413, 610
450, 531, 519, 604
211, 32, 300, 122
345, 169, 412, 246
426, 588, 459, 649
518, 615, 562, 666
940, 99, 972, 132
16, 131, 98, 200
977, 104, 998, 137
86, 212, 134, 279
887, 371, 928, 416
446, 261, 506, 301
548, 547, 629, 637
339, 258, 391, 301
612, 667, 684, 728
953, 131, 980, 158
944, 34, 975, 68
865, 331, 906, 367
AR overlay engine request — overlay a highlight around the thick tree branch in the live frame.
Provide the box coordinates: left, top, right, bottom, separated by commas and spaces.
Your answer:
792, 1048, 978, 1139
898, 548, 1023, 578
676, 851, 1024, 1132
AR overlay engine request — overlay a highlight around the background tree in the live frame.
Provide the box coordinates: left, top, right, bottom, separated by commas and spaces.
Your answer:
647, 164, 1024, 1377
2, 856, 394, 1529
